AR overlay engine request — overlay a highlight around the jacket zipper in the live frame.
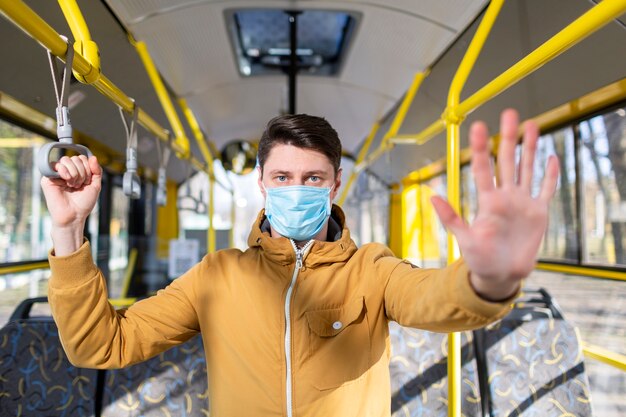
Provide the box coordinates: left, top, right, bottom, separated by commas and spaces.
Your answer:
285, 239, 313, 417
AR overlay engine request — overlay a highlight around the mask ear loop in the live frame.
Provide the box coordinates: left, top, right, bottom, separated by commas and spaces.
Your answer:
37, 38, 93, 177
120, 103, 141, 199
155, 134, 172, 206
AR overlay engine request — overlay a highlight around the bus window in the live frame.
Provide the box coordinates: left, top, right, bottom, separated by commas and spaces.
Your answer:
108, 185, 129, 298
579, 106, 626, 267
536, 127, 579, 262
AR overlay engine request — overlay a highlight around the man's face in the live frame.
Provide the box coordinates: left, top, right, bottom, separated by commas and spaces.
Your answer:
257, 144, 341, 200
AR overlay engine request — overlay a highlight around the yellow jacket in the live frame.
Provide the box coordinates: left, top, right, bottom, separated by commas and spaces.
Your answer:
48, 206, 514, 417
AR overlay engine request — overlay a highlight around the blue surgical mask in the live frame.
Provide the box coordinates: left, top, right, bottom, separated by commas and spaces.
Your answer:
263, 184, 333, 241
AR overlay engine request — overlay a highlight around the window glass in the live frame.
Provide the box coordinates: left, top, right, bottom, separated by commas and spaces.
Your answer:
579, 107, 626, 266
535, 127, 579, 261
0, 268, 50, 326
108, 185, 129, 297
229, 9, 357, 76
460, 164, 477, 222
0, 121, 52, 263
424, 175, 448, 268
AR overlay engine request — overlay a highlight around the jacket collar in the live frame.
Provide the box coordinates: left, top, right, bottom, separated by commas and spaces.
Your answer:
248, 204, 357, 267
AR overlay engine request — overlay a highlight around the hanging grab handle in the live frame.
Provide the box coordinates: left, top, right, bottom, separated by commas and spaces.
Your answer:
37, 39, 93, 178
120, 104, 141, 199
155, 134, 172, 206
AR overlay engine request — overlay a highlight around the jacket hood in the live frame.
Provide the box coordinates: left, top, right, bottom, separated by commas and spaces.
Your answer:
247, 204, 358, 267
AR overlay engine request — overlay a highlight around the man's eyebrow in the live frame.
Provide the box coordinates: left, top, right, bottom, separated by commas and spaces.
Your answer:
302, 170, 328, 177
267, 170, 292, 176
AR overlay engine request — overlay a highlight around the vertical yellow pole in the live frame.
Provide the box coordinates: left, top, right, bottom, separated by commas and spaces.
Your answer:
443, 1, 505, 415
388, 184, 403, 257
178, 98, 217, 253
208, 176, 215, 253
446, 120, 462, 416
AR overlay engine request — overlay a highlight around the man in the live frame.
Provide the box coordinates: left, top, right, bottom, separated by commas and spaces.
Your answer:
42, 109, 558, 416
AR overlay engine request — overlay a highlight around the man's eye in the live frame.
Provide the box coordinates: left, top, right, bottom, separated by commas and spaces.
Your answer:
277, 176, 287, 182
309, 176, 320, 182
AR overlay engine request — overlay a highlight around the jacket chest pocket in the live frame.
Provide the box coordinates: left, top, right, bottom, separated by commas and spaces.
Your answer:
304, 297, 371, 390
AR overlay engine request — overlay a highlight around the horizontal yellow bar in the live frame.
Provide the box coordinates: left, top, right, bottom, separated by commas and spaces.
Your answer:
178, 98, 214, 174
536, 262, 626, 282
457, 0, 626, 117
109, 297, 137, 308
338, 122, 380, 205
0, 0, 213, 175
0, 137, 47, 147
394, 118, 445, 146
582, 342, 626, 372
0, 261, 49, 275
135, 41, 190, 158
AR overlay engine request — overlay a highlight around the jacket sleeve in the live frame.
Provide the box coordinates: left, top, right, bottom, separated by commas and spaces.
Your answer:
47, 240, 201, 369
380, 254, 516, 331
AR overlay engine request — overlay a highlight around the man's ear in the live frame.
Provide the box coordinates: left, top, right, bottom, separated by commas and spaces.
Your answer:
331, 168, 342, 201
257, 165, 266, 198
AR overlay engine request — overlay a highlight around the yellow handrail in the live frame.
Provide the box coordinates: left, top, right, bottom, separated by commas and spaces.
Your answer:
353, 71, 428, 175
458, 0, 626, 118
582, 343, 626, 372
363, 0, 626, 168
536, 262, 626, 282
443, 1, 506, 415
120, 248, 138, 299
0, 261, 49, 276
337, 122, 380, 206
57, 0, 100, 84
0, 0, 213, 174
134, 39, 190, 158
178, 98, 217, 253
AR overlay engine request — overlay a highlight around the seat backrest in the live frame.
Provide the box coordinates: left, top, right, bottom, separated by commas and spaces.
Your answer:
477, 307, 593, 416
389, 322, 481, 417
100, 335, 209, 417
0, 319, 99, 417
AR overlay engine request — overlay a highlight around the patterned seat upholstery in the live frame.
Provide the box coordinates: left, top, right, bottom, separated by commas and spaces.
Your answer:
478, 307, 593, 416
389, 322, 481, 417
101, 335, 209, 417
0, 320, 98, 417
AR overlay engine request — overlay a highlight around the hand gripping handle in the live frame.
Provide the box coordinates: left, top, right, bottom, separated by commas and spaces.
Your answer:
37, 141, 93, 178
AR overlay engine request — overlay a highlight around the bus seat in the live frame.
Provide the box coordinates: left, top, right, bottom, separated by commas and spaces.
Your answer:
474, 288, 593, 416
100, 334, 209, 416
0, 318, 98, 416
389, 322, 481, 417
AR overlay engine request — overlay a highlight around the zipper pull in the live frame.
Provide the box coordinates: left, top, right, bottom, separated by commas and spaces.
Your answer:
295, 250, 303, 270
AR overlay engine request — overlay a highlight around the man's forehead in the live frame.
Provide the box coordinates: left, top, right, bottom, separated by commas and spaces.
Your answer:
264, 144, 334, 170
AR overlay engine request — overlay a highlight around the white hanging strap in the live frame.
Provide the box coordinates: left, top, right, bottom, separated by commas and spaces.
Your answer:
155, 135, 172, 206
120, 104, 141, 199
37, 39, 93, 178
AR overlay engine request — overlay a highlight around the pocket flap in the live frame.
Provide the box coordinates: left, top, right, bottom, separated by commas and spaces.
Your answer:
305, 297, 365, 337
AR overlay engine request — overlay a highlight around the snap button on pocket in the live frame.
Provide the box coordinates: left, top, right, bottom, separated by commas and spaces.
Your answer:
332, 321, 343, 330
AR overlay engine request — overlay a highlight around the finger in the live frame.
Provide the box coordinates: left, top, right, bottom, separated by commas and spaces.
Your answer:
71, 156, 87, 187
88, 156, 103, 189
519, 120, 539, 190
53, 161, 71, 181
431, 196, 470, 242
76, 155, 92, 185
538, 155, 560, 202
469, 121, 495, 193
497, 109, 519, 187
57, 156, 79, 187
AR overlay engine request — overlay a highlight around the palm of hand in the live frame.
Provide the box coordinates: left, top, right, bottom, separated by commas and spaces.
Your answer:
432, 109, 559, 296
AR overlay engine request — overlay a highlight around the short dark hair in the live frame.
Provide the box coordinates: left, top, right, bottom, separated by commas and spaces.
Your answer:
258, 114, 342, 175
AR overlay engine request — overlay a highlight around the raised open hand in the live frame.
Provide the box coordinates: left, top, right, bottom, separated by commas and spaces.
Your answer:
431, 109, 559, 301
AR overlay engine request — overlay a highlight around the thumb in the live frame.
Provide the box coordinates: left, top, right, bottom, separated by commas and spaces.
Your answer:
430, 196, 469, 241
88, 156, 103, 189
